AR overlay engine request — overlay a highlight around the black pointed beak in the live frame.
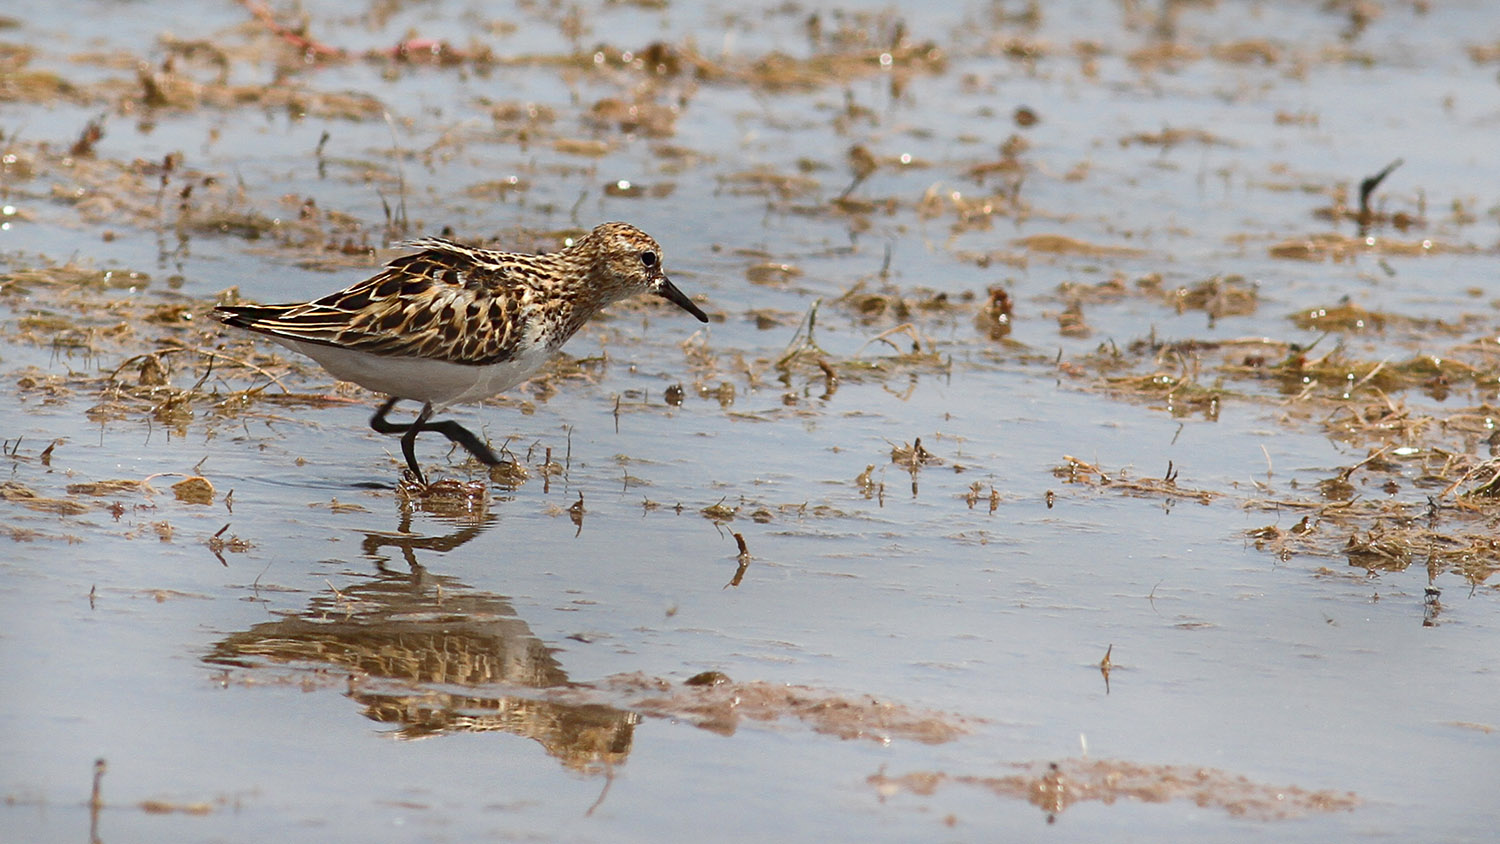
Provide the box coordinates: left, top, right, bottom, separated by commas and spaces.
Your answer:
654, 275, 708, 322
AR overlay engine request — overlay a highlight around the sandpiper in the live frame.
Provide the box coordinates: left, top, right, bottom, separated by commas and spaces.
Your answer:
215, 222, 708, 484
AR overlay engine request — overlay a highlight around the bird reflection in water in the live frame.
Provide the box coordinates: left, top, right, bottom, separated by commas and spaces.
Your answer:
205, 502, 636, 772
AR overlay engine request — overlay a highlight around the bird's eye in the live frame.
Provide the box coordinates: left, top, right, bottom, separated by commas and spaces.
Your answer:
640, 250, 658, 269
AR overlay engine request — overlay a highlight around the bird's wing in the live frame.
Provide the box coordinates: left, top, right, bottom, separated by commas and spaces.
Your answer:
215, 239, 532, 363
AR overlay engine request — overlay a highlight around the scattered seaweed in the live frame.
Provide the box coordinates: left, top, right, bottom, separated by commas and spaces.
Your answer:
870, 758, 1358, 821
1054, 457, 1219, 505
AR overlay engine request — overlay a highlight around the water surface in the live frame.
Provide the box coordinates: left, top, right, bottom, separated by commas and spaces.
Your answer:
3, 1, 1498, 841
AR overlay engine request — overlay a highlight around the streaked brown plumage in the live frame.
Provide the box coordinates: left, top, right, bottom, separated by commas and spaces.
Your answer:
215, 222, 708, 484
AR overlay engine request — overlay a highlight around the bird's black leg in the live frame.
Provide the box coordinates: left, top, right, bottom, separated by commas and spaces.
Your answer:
370, 397, 410, 434
371, 397, 426, 483
398, 402, 435, 484
370, 397, 501, 482
422, 418, 503, 466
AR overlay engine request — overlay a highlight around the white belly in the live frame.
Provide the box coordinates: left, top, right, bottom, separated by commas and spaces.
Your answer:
275, 338, 552, 409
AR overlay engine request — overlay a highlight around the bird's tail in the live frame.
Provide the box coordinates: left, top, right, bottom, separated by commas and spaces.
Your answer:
214, 303, 290, 330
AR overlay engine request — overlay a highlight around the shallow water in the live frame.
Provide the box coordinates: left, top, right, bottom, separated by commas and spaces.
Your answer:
3, 1, 1499, 841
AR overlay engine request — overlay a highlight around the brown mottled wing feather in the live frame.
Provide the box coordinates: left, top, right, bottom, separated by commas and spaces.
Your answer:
215, 238, 533, 364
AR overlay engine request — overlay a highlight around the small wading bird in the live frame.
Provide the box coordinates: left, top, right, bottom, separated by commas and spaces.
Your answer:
215, 222, 708, 484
